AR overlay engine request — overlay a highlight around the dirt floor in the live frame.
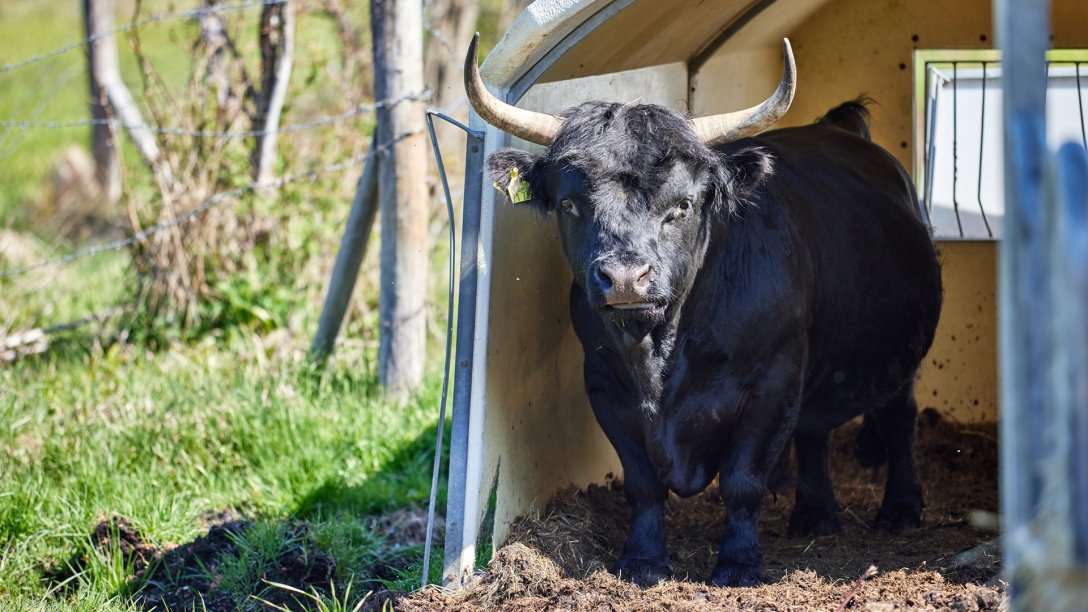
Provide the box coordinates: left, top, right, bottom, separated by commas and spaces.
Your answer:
389, 410, 1004, 611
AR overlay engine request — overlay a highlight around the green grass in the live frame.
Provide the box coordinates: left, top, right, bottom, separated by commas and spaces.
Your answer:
0, 334, 449, 610
0, 0, 513, 608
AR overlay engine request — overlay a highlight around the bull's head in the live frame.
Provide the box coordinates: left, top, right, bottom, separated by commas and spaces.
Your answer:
467, 34, 794, 339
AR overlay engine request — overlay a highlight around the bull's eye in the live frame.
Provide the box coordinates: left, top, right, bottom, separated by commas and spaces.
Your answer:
664, 198, 692, 225
559, 198, 581, 218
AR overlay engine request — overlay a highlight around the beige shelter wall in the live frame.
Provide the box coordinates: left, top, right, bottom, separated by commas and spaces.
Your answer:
481, 63, 689, 545
916, 241, 997, 422
691, 0, 1087, 168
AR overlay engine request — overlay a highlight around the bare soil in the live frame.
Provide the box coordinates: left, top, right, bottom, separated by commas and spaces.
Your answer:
387, 411, 1003, 611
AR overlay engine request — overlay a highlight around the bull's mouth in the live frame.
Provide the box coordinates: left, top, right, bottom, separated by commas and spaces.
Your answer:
602, 301, 667, 340
608, 302, 658, 311
604, 301, 666, 320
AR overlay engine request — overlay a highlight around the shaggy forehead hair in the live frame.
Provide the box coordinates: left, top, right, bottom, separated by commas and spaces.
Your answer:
545, 101, 723, 193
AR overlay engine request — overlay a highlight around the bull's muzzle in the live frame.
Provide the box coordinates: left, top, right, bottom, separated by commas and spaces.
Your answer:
593, 261, 653, 307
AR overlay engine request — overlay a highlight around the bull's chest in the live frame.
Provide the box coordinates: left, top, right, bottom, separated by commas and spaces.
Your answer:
611, 335, 739, 433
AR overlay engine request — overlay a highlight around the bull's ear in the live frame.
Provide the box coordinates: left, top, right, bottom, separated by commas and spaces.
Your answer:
487, 148, 548, 214
723, 145, 775, 211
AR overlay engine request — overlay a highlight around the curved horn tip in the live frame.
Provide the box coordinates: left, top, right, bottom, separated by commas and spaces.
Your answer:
466, 32, 480, 68
688, 37, 797, 145
463, 29, 562, 146
779, 38, 797, 100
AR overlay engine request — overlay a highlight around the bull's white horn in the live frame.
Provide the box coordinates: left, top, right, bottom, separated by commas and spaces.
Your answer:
464, 32, 563, 146
690, 38, 797, 145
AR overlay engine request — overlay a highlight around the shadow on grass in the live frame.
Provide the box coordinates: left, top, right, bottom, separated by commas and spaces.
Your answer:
68, 420, 453, 611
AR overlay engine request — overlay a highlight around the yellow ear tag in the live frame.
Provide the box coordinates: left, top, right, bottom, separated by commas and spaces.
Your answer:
503, 167, 533, 203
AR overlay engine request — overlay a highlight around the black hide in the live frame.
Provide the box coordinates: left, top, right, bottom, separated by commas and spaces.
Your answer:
488, 100, 942, 587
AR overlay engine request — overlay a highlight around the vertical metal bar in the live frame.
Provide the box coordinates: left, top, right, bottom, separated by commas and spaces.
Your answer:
997, 0, 1051, 607
1077, 62, 1086, 149
421, 111, 475, 588
924, 64, 941, 223
1054, 142, 1088, 564
443, 125, 485, 588
977, 62, 993, 237
952, 62, 963, 237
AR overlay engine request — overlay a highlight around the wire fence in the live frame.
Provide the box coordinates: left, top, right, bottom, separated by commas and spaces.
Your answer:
0, 0, 462, 361
0, 0, 444, 275
0, 129, 414, 279
0, 92, 430, 138
0, 0, 286, 74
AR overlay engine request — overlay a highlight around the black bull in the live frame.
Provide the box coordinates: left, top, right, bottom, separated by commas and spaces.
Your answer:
485, 99, 943, 586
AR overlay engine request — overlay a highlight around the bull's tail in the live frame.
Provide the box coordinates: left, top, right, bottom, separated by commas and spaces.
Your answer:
816, 97, 874, 141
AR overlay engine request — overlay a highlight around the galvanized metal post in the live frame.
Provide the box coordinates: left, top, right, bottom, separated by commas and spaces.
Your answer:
999, 0, 1088, 607
1051, 143, 1088, 567
997, 0, 1050, 606
443, 125, 485, 588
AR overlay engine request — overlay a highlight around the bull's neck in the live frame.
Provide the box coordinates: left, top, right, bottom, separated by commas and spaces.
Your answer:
608, 302, 683, 412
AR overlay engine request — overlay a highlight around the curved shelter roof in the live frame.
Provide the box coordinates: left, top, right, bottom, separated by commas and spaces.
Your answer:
480, 0, 826, 91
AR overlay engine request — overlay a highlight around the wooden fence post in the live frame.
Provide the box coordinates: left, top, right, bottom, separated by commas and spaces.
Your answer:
83, 0, 168, 186
371, 0, 429, 397
83, 0, 122, 204
253, 0, 295, 185
311, 136, 380, 361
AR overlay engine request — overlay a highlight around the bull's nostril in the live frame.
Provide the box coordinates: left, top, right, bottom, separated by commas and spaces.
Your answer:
634, 264, 652, 291
595, 266, 614, 289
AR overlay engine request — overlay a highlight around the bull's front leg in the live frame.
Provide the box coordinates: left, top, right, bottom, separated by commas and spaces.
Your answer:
711, 354, 804, 587
612, 451, 670, 586
590, 394, 671, 586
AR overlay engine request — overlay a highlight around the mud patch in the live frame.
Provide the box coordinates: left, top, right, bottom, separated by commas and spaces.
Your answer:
368, 507, 442, 548
395, 416, 1003, 610
73, 507, 434, 611
43, 516, 165, 593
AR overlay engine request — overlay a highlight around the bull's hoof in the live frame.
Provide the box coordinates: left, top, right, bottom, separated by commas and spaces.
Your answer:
874, 498, 924, 531
788, 504, 842, 536
611, 556, 672, 587
709, 562, 763, 587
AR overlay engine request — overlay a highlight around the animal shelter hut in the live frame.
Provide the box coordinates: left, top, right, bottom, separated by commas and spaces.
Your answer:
442, 0, 1088, 601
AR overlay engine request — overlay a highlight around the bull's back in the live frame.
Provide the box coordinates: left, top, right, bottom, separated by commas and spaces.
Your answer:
741, 123, 942, 418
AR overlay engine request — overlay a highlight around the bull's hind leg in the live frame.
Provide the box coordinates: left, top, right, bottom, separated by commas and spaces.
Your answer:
788, 429, 842, 535
869, 387, 924, 529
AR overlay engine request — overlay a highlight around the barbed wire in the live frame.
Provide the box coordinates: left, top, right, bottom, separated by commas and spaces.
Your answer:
0, 131, 415, 279
421, 0, 454, 58
0, 91, 431, 138
0, 64, 84, 164
0, 0, 286, 74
